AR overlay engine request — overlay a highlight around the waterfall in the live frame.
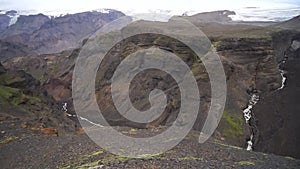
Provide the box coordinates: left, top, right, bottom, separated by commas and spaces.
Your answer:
277, 69, 286, 90
243, 93, 259, 151
277, 54, 288, 90
246, 134, 253, 151
62, 102, 104, 127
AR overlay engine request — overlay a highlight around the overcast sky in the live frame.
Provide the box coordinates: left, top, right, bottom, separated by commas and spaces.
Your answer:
1, 0, 299, 14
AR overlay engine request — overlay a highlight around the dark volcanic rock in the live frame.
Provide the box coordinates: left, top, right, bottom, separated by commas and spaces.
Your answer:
254, 31, 300, 159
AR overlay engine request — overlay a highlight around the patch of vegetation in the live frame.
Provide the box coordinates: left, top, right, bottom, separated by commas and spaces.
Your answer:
76, 160, 101, 169
0, 136, 17, 145
128, 128, 137, 135
212, 41, 221, 48
221, 110, 243, 141
0, 83, 41, 107
0, 85, 19, 99
83, 150, 105, 159
214, 141, 243, 150
0, 74, 24, 85
100, 154, 131, 164
52, 65, 60, 73
12, 94, 41, 105
178, 156, 203, 161
61, 150, 106, 169
136, 153, 163, 159
47, 61, 53, 65
235, 161, 255, 165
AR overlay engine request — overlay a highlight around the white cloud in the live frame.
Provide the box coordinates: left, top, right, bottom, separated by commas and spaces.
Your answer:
0, 0, 299, 15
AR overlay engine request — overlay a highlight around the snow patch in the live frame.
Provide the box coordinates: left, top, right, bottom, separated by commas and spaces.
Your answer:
229, 7, 300, 22
95, 8, 111, 14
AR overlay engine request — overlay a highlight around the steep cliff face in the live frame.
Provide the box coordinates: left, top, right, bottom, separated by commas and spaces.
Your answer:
212, 37, 281, 146
254, 31, 300, 158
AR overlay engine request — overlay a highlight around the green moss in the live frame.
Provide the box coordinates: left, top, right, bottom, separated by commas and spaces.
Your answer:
47, 61, 53, 65
128, 128, 137, 135
12, 94, 41, 105
0, 136, 17, 145
136, 153, 163, 159
52, 65, 60, 73
178, 156, 203, 161
0, 74, 24, 85
214, 141, 243, 150
212, 41, 221, 52
235, 161, 255, 165
60, 165, 71, 169
76, 160, 101, 169
100, 154, 131, 164
200, 50, 213, 61
83, 150, 105, 159
221, 110, 243, 141
0, 85, 19, 99
61, 150, 106, 169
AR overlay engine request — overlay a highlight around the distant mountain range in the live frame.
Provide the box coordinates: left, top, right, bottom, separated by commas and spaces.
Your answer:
0, 9, 299, 61
0, 9, 125, 60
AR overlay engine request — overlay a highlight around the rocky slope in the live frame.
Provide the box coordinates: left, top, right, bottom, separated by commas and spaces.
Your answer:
1, 128, 300, 169
0, 62, 77, 136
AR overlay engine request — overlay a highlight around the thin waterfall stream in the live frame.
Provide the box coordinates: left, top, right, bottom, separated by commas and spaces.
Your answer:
243, 93, 259, 151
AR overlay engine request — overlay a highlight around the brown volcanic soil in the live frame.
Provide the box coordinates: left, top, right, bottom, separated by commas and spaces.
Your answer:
0, 127, 299, 169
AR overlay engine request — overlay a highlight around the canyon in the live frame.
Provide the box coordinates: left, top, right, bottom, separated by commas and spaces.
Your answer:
0, 9, 300, 168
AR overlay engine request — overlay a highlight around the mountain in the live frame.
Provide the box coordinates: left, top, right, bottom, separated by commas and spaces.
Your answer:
0, 13, 50, 38
182, 10, 236, 23
276, 15, 300, 29
0, 9, 125, 59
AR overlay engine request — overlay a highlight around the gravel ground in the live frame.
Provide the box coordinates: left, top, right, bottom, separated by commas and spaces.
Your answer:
0, 126, 299, 169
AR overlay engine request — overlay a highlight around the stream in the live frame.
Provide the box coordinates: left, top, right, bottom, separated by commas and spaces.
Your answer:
63, 103, 104, 127
277, 54, 288, 90
243, 93, 259, 151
